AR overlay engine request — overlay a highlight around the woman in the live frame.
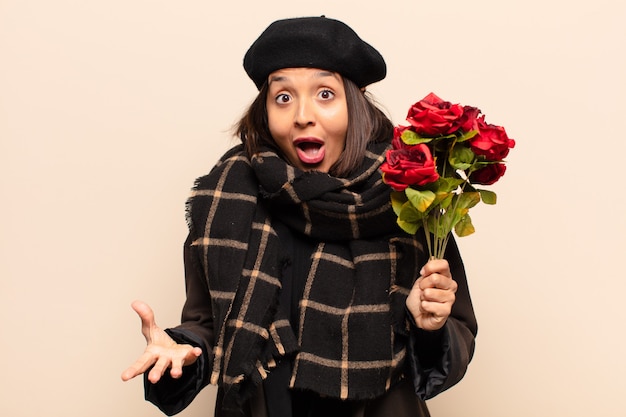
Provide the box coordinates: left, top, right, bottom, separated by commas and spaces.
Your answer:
122, 16, 477, 417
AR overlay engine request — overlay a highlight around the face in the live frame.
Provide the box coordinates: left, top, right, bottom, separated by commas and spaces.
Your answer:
266, 67, 348, 173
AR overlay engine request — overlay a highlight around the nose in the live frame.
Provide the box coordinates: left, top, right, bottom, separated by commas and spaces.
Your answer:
294, 98, 315, 127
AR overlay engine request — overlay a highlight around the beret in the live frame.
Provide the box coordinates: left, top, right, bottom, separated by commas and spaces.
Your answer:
243, 16, 386, 89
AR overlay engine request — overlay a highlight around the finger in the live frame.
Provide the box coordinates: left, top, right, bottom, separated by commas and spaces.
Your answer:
170, 356, 184, 379
411, 275, 425, 290
171, 346, 203, 379
121, 364, 146, 382
423, 314, 446, 331
188, 346, 203, 360
121, 368, 138, 382
147, 356, 171, 384
419, 274, 457, 292
420, 259, 451, 278
420, 300, 452, 321
421, 292, 456, 312
131, 300, 157, 342
121, 351, 158, 381
407, 281, 424, 306
421, 274, 457, 301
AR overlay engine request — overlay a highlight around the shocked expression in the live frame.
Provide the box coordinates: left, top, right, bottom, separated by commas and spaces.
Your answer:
266, 68, 348, 173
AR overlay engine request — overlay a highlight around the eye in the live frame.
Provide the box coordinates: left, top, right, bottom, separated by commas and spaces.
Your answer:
275, 93, 292, 104
318, 89, 335, 100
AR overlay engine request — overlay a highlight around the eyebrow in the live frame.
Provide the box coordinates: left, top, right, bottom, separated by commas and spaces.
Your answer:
268, 70, 337, 85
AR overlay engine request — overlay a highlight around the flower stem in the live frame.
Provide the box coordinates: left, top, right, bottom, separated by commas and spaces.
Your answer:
437, 178, 470, 259
423, 217, 433, 259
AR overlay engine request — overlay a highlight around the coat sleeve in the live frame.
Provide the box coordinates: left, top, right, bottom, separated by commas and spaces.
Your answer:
144, 234, 216, 416
407, 236, 478, 399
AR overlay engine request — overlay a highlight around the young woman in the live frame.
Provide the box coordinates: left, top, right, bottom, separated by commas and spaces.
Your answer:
122, 16, 477, 417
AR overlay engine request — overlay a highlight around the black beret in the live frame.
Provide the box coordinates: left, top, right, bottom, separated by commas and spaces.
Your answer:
243, 16, 386, 89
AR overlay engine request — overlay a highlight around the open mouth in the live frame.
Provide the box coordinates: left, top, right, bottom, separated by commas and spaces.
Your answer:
294, 138, 325, 165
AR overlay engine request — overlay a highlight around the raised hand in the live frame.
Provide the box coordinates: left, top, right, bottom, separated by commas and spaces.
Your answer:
121, 300, 202, 383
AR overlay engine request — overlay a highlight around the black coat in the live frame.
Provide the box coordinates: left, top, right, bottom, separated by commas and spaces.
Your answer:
144, 224, 477, 417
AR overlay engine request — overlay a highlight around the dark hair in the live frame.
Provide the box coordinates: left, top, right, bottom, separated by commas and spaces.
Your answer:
235, 77, 393, 178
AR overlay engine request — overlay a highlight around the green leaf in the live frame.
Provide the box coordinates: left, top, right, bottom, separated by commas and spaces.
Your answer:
396, 201, 424, 235
401, 130, 432, 145
479, 189, 497, 205
434, 191, 454, 209
390, 191, 408, 216
439, 206, 466, 237
467, 159, 489, 176
456, 191, 481, 209
458, 129, 479, 142
426, 212, 444, 236
455, 214, 475, 237
397, 218, 420, 235
436, 177, 465, 193
448, 144, 476, 170
405, 188, 436, 213
398, 201, 426, 223
454, 207, 469, 227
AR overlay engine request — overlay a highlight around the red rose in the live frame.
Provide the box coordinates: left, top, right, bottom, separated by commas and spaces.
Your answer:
380, 138, 439, 191
470, 163, 506, 185
406, 92, 466, 136
458, 105, 481, 133
393, 124, 411, 140
470, 117, 516, 160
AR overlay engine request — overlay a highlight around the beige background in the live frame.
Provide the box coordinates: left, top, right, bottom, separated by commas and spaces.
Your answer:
2, 0, 625, 416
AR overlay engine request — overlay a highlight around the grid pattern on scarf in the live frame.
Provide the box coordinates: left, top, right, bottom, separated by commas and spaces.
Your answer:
185, 144, 426, 409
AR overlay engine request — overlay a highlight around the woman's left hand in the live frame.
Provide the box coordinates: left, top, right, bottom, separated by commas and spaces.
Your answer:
406, 258, 458, 331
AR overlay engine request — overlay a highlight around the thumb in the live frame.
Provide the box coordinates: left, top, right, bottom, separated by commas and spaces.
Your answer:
131, 300, 157, 343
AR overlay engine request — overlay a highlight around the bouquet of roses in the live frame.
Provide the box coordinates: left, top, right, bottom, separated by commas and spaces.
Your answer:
380, 92, 515, 259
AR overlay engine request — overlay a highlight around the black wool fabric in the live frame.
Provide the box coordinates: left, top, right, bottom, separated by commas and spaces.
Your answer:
243, 16, 386, 89
185, 142, 429, 410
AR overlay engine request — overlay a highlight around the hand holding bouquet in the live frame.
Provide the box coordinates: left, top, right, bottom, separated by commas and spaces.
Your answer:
380, 93, 515, 259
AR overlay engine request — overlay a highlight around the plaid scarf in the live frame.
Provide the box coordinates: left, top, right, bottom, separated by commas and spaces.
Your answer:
186, 142, 426, 409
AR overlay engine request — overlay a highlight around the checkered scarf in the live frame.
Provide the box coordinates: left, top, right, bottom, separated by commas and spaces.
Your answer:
186, 143, 425, 409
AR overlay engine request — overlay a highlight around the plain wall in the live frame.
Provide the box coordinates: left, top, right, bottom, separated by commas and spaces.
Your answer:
1, 0, 625, 416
